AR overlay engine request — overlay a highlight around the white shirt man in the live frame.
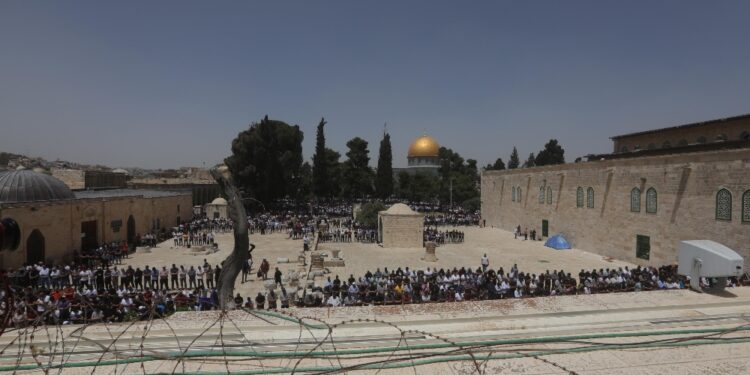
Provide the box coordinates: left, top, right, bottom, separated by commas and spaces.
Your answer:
481, 255, 489, 271
120, 296, 134, 313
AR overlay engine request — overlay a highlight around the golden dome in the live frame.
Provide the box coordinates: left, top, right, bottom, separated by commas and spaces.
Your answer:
407, 134, 440, 158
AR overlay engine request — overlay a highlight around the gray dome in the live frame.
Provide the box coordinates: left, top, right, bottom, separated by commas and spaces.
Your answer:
0, 170, 75, 203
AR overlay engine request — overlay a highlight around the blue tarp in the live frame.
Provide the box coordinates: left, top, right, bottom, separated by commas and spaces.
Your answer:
545, 234, 571, 250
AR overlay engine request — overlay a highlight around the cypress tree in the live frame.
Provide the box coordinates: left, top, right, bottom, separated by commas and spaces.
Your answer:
375, 131, 394, 199
312, 118, 328, 198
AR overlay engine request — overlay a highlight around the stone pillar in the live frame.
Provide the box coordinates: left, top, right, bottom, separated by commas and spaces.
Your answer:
421, 241, 438, 262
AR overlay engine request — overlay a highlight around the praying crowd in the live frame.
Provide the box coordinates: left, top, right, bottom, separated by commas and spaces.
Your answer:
423, 209, 481, 227
298, 262, 747, 307
1, 257, 280, 327
423, 228, 465, 245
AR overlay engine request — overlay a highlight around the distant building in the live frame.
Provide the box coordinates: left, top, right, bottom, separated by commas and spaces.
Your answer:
128, 177, 219, 206
52, 168, 128, 190
0, 170, 191, 268
394, 134, 441, 176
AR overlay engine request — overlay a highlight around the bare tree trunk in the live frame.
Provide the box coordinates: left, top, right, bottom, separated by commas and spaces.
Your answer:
210, 167, 249, 310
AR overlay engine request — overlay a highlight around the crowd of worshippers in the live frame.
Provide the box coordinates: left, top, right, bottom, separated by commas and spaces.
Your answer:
77, 241, 130, 267
247, 214, 315, 238
297, 263, 746, 307
1, 259, 224, 326
423, 228, 465, 245
423, 210, 481, 227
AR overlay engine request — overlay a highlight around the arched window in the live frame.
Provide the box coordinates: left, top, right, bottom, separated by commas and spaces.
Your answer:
677, 139, 688, 147
587, 187, 595, 208
539, 186, 545, 204
662, 141, 672, 149
646, 188, 657, 213
517, 187, 522, 202
716, 134, 728, 142
716, 188, 732, 221
512, 186, 516, 202
576, 187, 584, 208
630, 187, 641, 212
743, 190, 750, 223
546, 186, 552, 204
696, 136, 707, 144
620, 146, 628, 153
740, 131, 750, 141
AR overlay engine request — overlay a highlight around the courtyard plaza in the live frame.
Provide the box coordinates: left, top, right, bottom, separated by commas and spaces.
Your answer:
118, 225, 636, 301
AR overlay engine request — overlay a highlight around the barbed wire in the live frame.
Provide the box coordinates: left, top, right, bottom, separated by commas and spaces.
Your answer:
1, 285, 749, 375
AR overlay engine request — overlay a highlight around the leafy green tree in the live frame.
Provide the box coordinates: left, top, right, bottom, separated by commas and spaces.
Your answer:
409, 172, 440, 202
437, 147, 479, 206
341, 137, 374, 198
523, 152, 536, 168
295, 162, 313, 202
375, 132, 394, 199
534, 139, 566, 166
356, 201, 386, 229
395, 171, 411, 198
312, 118, 329, 198
225, 115, 303, 203
484, 158, 506, 171
462, 197, 481, 211
508, 147, 520, 169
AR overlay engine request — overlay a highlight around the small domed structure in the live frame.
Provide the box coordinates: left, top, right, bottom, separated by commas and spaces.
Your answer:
112, 168, 129, 175
205, 196, 229, 219
378, 203, 424, 248
211, 197, 228, 205
384, 203, 418, 215
0, 170, 75, 203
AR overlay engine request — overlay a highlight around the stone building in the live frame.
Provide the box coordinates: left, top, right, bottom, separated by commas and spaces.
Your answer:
127, 177, 219, 206
378, 203, 424, 248
204, 197, 228, 219
0, 170, 191, 269
52, 168, 128, 190
481, 115, 750, 269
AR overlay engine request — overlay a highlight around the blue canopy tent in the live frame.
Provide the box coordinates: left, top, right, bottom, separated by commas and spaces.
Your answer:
545, 234, 571, 250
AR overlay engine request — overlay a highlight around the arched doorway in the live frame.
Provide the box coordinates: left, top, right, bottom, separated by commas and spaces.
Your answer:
27, 230, 45, 265
127, 215, 136, 246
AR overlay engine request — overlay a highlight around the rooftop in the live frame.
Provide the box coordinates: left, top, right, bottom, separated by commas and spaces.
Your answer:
74, 189, 189, 199
610, 113, 750, 140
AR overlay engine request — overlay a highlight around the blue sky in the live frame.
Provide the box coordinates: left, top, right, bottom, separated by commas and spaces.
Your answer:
1, 1, 749, 169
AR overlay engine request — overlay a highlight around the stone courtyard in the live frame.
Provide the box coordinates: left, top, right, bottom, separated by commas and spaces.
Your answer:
117, 225, 635, 299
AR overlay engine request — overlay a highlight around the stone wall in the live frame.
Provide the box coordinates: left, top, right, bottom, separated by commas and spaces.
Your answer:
379, 214, 424, 248
0, 193, 192, 268
481, 148, 750, 269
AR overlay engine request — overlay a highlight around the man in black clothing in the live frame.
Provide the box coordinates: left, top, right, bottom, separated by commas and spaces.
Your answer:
274, 268, 282, 286
170, 265, 179, 290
